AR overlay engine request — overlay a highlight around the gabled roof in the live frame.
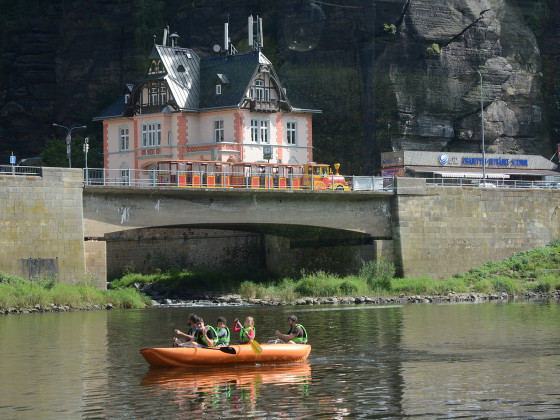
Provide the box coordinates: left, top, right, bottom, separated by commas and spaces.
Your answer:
155, 45, 201, 110
199, 50, 262, 109
94, 42, 320, 121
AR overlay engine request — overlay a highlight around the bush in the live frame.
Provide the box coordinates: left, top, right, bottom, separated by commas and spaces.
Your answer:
294, 272, 342, 296
392, 276, 437, 294
383, 23, 397, 36
359, 260, 395, 291
426, 43, 441, 56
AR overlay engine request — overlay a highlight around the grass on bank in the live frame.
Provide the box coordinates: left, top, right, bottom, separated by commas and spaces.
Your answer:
0, 273, 151, 312
237, 238, 560, 300
3, 239, 560, 311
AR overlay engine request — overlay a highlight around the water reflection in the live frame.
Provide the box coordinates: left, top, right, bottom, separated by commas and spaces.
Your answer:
1, 303, 559, 418
142, 363, 311, 417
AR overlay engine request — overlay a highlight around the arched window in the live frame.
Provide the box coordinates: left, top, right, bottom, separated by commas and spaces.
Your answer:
251, 79, 269, 101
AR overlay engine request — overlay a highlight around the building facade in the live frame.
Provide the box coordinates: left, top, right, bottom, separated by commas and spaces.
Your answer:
381, 151, 559, 183
94, 19, 320, 176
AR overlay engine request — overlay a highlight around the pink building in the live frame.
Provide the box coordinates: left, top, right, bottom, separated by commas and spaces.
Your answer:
94, 18, 320, 176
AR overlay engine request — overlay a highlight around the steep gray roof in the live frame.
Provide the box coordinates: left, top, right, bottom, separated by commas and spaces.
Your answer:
156, 45, 200, 110
95, 44, 319, 121
199, 50, 261, 109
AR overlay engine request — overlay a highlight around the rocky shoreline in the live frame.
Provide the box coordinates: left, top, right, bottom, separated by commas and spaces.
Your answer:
151, 290, 560, 307
3, 290, 560, 315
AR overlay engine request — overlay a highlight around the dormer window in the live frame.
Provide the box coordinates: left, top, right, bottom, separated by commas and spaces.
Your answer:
148, 59, 165, 75
216, 84, 222, 95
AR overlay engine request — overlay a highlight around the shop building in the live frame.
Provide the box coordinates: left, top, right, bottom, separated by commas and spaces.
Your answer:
381, 151, 559, 185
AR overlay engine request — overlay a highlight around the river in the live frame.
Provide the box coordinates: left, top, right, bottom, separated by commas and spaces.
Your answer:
0, 301, 559, 419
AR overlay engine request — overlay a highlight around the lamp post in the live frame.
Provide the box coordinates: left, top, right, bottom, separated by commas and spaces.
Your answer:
83, 137, 89, 184
52, 123, 87, 168
475, 70, 486, 181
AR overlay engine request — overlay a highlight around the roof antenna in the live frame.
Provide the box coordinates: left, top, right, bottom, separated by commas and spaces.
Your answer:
248, 15, 263, 51
163, 26, 169, 46
224, 14, 237, 55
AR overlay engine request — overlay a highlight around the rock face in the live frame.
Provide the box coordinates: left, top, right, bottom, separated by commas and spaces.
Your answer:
380, 0, 546, 155
0, 0, 557, 168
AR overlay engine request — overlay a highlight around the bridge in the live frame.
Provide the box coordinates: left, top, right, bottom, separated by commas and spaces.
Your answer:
2, 168, 560, 286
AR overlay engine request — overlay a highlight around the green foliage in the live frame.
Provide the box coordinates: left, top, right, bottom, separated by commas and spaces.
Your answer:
392, 276, 437, 294
426, 43, 441, 56
0, 272, 150, 311
294, 271, 369, 297
359, 259, 395, 291
41, 133, 101, 169
383, 23, 397, 36
133, 0, 165, 56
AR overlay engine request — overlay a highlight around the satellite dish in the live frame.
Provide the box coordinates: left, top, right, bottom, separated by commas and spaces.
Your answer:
213, 44, 221, 53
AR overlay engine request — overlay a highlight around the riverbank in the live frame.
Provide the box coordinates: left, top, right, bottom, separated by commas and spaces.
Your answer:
3, 238, 560, 315
4, 290, 560, 315
147, 290, 560, 307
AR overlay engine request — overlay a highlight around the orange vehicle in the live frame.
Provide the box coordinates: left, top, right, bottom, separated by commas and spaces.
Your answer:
156, 160, 232, 188
302, 163, 350, 190
155, 160, 349, 190
140, 343, 312, 367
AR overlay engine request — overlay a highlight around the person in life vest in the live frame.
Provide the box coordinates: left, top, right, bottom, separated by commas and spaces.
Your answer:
215, 316, 231, 346
232, 316, 255, 344
173, 313, 199, 347
275, 315, 308, 344
181, 317, 217, 347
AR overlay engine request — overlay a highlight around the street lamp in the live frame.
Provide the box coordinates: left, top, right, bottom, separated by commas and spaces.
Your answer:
52, 123, 87, 168
83, 137, 89, 184
475, 70, 486, 181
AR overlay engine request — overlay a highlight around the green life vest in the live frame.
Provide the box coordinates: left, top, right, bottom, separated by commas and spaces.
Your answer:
288, 323, 308, 343
196, 326, 217, 347
240, 326, 255, 342
215, 326, 231, 346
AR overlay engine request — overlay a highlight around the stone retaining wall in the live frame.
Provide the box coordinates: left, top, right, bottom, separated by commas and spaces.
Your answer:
0, 168, 85, 284
393, 178, 560, 279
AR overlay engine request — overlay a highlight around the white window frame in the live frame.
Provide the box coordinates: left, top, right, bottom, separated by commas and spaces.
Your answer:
251, 79, 270, 101
119, 126, 129, 151
260, 120, 269, 143
286, 121, 297, 145
250, 117, 269, 143
141, 121, 161, 148
216, 84, 222, 95
251, 119, 259, 142
214, 120, 224, 142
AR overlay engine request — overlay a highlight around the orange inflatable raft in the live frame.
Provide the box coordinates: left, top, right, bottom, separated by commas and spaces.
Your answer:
140, 344, 311, 367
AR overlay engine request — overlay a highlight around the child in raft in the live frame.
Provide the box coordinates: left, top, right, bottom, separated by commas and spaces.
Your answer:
232, 316, 255, 344
173, 313, 198, 347
214, 316, 231, 346
177, 317, 217, 347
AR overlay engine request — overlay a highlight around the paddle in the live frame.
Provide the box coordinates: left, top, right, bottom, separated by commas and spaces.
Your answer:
238, 322, 262, 355
210, 346, 236, 355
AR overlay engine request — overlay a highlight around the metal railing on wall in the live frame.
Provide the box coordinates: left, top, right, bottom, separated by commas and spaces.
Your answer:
0, 165, 42, 176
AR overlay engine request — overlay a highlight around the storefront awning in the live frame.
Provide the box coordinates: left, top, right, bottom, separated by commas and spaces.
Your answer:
406, 166, 560, 179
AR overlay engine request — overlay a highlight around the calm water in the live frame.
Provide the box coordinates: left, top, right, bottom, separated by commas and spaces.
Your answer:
1, 301, 559, 419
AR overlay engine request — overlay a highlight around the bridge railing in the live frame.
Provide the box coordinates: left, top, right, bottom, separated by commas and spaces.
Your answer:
0, 165, 42, 176
426, 177, 560, 189
82, 168, 390, 191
